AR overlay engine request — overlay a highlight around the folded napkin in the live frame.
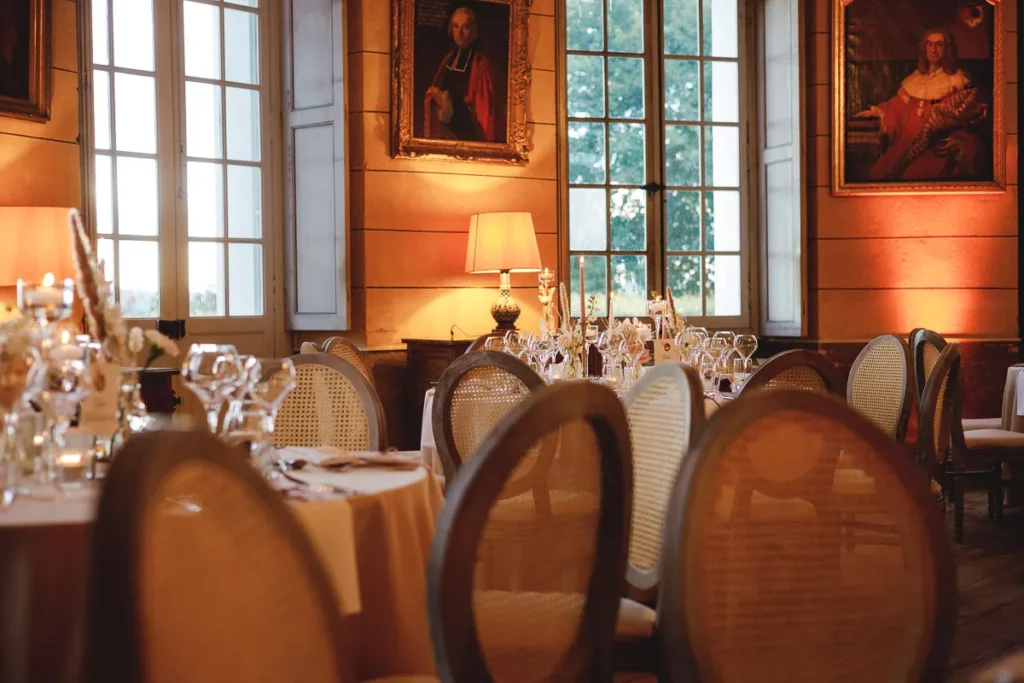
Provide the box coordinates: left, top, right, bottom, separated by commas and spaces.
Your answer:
278, 446, 421, 470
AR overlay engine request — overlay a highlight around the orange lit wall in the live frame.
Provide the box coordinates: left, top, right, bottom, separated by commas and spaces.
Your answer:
0, 0, 81, 306
342, 0, 558, 349
806, 0, 1019, 341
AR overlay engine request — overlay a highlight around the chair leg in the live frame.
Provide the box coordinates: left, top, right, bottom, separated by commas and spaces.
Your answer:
988, 466, 996, 520
954, 473, 965, 544
995, 463, 1005, 524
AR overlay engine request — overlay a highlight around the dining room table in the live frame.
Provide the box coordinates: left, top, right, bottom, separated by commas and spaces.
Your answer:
0, 450, 445, 683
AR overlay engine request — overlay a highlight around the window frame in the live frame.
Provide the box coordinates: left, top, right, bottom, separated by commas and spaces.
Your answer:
557, 0, 760, 330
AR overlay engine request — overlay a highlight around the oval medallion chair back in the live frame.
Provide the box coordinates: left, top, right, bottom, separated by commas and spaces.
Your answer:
847, 334, 913, 441
428, 381, 633, 683
272, 354, 386, 450
658, 391, 956, 683
741, 349, 844, 395
86, 430, 351, 683
322, 337, 374, 386
432, 350, 545, 484
622, 362, 704, 599
910, 329, 948, 400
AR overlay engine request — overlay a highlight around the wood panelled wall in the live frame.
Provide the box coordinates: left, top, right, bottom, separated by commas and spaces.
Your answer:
0, 0, 81, 209
805, 0, 1019, 341
343, 0, 558, 349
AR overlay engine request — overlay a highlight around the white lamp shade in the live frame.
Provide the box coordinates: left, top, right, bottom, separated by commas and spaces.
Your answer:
464, 212, 542, 274
0, 207, 77, 285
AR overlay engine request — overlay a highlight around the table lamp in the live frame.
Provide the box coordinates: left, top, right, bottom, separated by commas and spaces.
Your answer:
0, 207, 77, 284
465, 212, 542, 332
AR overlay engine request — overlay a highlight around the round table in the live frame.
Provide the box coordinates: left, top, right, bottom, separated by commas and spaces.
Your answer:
0, 457, 444, 682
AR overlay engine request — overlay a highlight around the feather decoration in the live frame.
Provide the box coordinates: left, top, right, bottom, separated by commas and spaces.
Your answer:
68, 209, 108, 347
666, 287, 680, 336
559, 282, 571, 333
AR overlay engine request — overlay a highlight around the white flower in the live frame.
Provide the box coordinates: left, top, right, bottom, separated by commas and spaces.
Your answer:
127, 327, 144, 354
144, 329, 180, 357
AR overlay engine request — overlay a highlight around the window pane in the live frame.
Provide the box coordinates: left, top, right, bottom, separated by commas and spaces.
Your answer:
113, 73, 157, 154
227, 165, 262, 238
611, 255, 647, 317
97, 239, 115, 296
116, 157, 159, 236
706, 190, 740, 251
609, 123, 645, 185
95, 155, 114, 235
704, 126, 740, 186
569, 188, 607, 251
187, 162, 224, 238
610, 188, 645, 251
664, 0, 699, 56
566, 0, 604, 52
112, 0, 154, 71
226, 0, 258, 6
703, 0, 738, 58
666, 190, 700, 251
186, 82, 223, 158
607, 0, 643, 53
225, 9, 260, 85
665, 125, 700, 187
705, 255, 741, 315
567, 55, 605, 118
664, 59, 699, 122
92, 0, 109, 66
183, 1, 221, 80
228, 243, 264, 316
118, 240, 160, 318
667, 255, 702, 316
93, 70, 111, 151
189, 242, 225, 317
571, 255, 608, 318
704, 61, 738, 122
568, 122, 606, 184
607, 57, 644, 119
226, 87, 261, 161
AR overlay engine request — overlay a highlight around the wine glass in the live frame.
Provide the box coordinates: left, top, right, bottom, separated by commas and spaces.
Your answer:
483, 336, 504, 352
181, 344, 244, 435
622, 339, 646, 391
35, 350, 93, 488
249, 357, 297, 436
223, 398, 271, 468
704, 336, 730, 394
0, 344, 41, 503
503, 330, 525, 359
735, 334, 758, 363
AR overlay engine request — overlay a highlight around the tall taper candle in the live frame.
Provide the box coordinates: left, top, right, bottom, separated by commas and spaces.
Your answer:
579, 255, 586, 325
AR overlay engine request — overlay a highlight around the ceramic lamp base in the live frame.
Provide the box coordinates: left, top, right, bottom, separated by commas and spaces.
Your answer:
490, 271, 520, 332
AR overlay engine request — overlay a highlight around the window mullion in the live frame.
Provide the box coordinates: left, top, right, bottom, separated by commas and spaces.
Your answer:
647, 0, 666, 298
160, 0, 186, 321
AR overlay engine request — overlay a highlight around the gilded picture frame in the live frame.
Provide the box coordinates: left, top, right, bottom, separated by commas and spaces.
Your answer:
0, 0, 51, 122
832, 0, 1004, 195
391, 0, 531, 165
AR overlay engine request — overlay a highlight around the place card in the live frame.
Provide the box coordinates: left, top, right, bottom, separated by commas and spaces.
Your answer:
78, 362, 120, 436
653, 340, 681, 364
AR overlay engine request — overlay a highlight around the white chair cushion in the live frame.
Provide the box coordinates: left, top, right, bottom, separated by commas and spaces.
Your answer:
964, 429, 1024, 449
963, 417, 1002, 432
616, 598, 656, 641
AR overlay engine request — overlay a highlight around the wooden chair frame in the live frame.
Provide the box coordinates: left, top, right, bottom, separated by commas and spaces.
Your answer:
658, 390, 957, 683
622, 362, 705, 596
86, 430, 352, 683
847, 334, 913, 442
287, 353, 387, 450
428, 381, 633, 683
432, 350, 545, 484
322, 337, 373, 383
741, 349, 844, 396
910, 329, 948, 400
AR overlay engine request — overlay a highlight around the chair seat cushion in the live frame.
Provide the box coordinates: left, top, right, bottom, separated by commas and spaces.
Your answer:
616, 598, 656, 641
964, 429, 1024, 449
714, 485, 816, 523
963, 417, 1001, 432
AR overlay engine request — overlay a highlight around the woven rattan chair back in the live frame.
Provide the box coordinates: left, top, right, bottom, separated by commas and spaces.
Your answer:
272, 353, 385, 450
919, 343, 961, 477
910, 329, 948, 400
433, 350, 545, 484
659, 391, 956, 683
741, 349, 844, 395
322, 337, 373, 385
428, 381, 632, 683
299, 341, 321, 354
623, 362, 704, 597
86, 430, 350, 683
466, 334, 503, 354
847, 334, 913, 441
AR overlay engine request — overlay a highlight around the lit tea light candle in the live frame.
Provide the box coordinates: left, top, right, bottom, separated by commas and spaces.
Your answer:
57, 452, 82, 468
57, 451, 89, 485
20, 273, 65, 308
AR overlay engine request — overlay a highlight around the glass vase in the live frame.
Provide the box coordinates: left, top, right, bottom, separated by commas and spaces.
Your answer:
114, 371, 149, 451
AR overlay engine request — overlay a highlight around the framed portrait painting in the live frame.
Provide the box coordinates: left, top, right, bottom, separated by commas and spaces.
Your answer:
391, 0, 531, 164
0, 0, 51, 121
833, 0, 1004, 195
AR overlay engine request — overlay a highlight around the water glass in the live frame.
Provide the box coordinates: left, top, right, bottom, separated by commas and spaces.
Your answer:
182, 344, 244, 434
732, 357, 753, 392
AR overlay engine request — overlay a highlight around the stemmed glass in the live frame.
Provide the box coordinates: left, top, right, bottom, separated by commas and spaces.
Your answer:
182, 344, 244, 435
34, 348, 93, 488
503, 330, 525, 359
483, 336, 504, 352
704, 336, 730, 395
734, 334, 758, 385
622, 339, 646, 391
249, 357, 297, 433
0, 345, 40, 503
680, 327, 709, 364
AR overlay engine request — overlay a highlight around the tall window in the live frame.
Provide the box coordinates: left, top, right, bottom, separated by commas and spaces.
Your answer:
564, 0, 749, 324
88, 0, 268, 324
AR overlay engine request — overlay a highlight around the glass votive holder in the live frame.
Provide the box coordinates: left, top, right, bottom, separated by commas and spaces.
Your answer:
16, 276, 74, 326
55, 450, 91, 487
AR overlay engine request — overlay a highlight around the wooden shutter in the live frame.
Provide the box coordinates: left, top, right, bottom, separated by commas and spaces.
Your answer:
282, 0, 348, 330
756, 0, 806, 336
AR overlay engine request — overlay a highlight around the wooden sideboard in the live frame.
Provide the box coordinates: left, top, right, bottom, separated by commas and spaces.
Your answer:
401, 338, 473, 448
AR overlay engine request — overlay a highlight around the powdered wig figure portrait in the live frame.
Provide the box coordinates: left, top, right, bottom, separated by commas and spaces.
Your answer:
392, 0, 531, 164
834, 0, 1004, 195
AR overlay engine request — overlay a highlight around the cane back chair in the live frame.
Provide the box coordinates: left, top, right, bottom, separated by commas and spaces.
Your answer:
322, 337, 373, 385
847, 335, 913, 442
909, 328, 947, 401
741, 350, 844, 396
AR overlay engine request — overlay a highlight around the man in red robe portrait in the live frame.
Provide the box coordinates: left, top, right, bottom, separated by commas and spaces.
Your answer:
855, 27, 989, 181
424, 5, 496, 142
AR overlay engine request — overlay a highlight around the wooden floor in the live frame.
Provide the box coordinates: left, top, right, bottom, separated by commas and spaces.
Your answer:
947, 490, 1024, 682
